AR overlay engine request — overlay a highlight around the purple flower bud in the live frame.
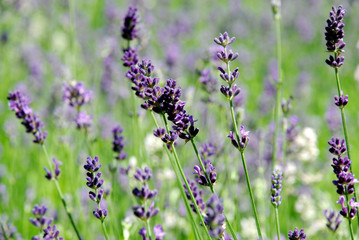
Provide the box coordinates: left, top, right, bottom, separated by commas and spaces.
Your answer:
74, 111, 92, 130
183, 180, 205, 214
63, 81, 93, 109
271, 169, 283, 207
134, 166, 152, 182
324, 209, 342, 232
43, 224, 63, 240
112, 125, 127, 161
204, 195, 226, 238
153, 225, 166, 240
214, 32, 236, 47
325, 5, 346, 53
334, 91, 348, 109
121, 47, 138, 67
328, 137, 346, 156
153, 127, 166, 138
288, 227, 306, 240
121, 6, 139, 41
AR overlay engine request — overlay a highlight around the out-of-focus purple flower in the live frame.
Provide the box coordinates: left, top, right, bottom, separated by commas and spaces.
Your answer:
334, 91, 348, 109
204, 194, 226, 238
288, 227, 306, 240
153, 225, 166, 240
337, 196, 359, 219
227, 126, 249, 151
84, 156, 108, 221
63, 81, 93, 110
132, 184, 158, 201
199, 68, 217, 94
7, 90, 47, 144
271, 170, 283, 207
193, 163, 216, 187
44, 158, 62, 180
0, 215, 22, 240
121, 6, 139, 41
133, 201, 159, 220
112, 125, 127, 160
29, 205, 52, 229
325, 5, 346, 68
43, 224, 63, 240
74, 111, 92, 130
183, 180, 205, 214
326, 104, 341, 132
323, 209, 342, 232
134, 166, 152, 183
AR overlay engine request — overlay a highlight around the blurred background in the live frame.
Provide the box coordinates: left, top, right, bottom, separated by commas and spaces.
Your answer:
1, 0, 359, 239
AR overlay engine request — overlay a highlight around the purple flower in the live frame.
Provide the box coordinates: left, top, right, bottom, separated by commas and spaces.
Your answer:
193, 163, 216, 187
134, 166, 152, 182
29, 205, 52, 229
121, 47, 138, 67
84, 156, 108, 221
323, 209, 342, 232
334, 91, 348, 109
199, 68, 217, 94
328, 137, 346, 156
121, 6, 139, 41
133, 201, 159, 220
325, 5, 346, 68
62, 81, 93, 110
204, 195, 226, 238
288, 227, 306, 240
74, 111, 92, 130
44, 158, 62, 180
112, 125, 127, 160
227, 126, 249, 151
43, 224, 63, 240
214, 32, 236, 47
271, 169, 283, 207
337, 196, 359, 219
183, 180, 205, 214
153, 225, 166, 240
7, 90, 47, 144
132, 184, 158, 200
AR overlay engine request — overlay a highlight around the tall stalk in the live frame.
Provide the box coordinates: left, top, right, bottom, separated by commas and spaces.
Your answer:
161, 114, 212, 240
271, 3, 283, 169
150, 112, 202, 240
333, 52, 359, 225
275, 207, 280, 240
41, 145, 82, 240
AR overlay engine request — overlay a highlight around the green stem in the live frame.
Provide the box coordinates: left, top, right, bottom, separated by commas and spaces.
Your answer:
150, 112, 202, 240
69, 0, 77, 78
345, 194, 355, 240
162, 114, 212, 240
189, 137, 238, 240
275, 207, 280, 240
42, 145, 82, 240
0, 221, 9, 240
145, 219, 152, 240
282, 116, 287, 165
333, 54, 359, 226
272, 16, 283, 169
229, 101, 262, 239
95, 188, 110, 240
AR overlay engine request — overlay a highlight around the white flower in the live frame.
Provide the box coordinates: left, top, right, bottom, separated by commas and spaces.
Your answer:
293, 127, 319, 162
145, 134, 163, 154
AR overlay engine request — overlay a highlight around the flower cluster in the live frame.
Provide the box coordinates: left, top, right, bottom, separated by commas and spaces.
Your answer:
112, 125, 127, 160
183, 180, 205, 214
214, 32, 240, 100
198, 68, 217, 96
84, 156, 108, 221
30, 204, 63, 240
121, 6, 139, 41
270, 169, 283, 207
139, 225, 166, 240
63, 81, 93, 130
44, 158, 62, 181
325, 5, 346, 68
29, 205, 52, 230
334, 91, 348, 109
204, 195, 226, 238
132, 166, 164, 239
227, 126, 249, 151
328, 138, 359, 219
323, 209, 342, 232
288, 227, 306, 240
127, 59, 200, 143
7, 90, 47, 144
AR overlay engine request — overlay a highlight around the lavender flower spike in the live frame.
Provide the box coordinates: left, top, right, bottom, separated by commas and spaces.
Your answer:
337, 196, 359, 219
63, 81, 93, 110
271, 169, 283, 207
112, 125, 127, 160
204, 195, 226, 238
43, 224, 64, 240
334, 91, 348, 109
288, 227, 306, 240
323, 209, 342, 232
121, 6, 139, 41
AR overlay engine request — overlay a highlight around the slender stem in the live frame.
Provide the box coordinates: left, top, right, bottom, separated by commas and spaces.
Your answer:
150, 112, 202, 240
95, 188, 110, 240
345, 194, 355, 240
333, 54, 359, 225
275, 207, 280, 240
272, 15, 283, 169
229, 101, 262, 239
189, 137, 238, 240
281, 116, 287, 165
161, 114, 212, 240
145, 219, 152, 240
42, 145, 82, 240
0, 221, 9, 240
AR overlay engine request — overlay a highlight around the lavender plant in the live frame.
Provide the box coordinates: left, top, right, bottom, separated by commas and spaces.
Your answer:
132, 166, 165, 240
83, 156, 109, 240
214, 32, 262, 239
288, 228, 306, 240
323, 209, 342, 233
7, 90, 82, 239
271, 170, 283, 240
328, 138, 358, 239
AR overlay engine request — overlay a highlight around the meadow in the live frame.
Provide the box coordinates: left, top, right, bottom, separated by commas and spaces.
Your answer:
1, 0, 359, 239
